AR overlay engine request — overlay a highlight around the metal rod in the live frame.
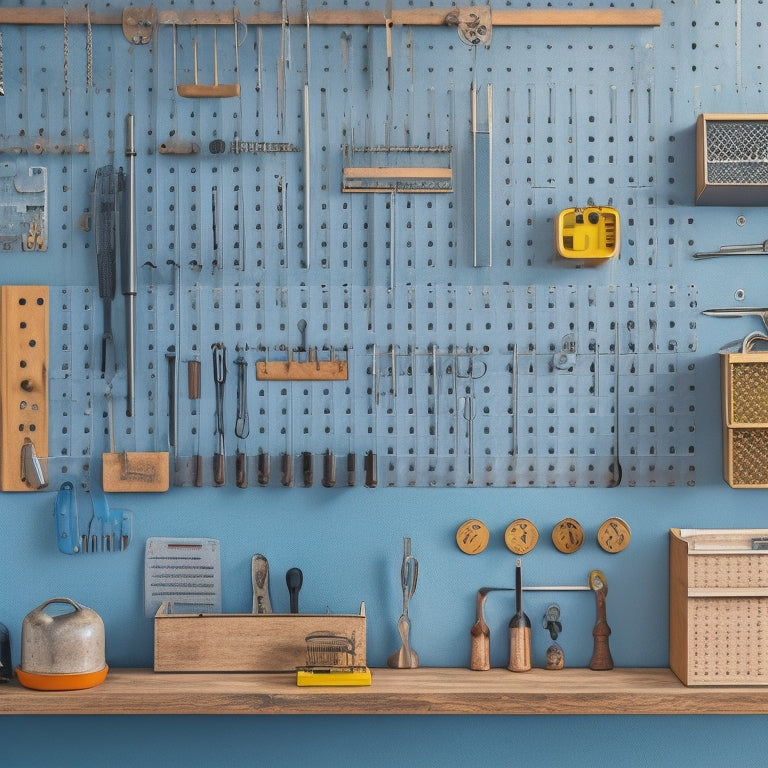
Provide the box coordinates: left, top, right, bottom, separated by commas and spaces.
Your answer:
122, 113, 137, 418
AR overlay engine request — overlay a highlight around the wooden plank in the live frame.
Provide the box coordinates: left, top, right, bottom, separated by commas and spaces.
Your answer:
256, 360, 348, 381
0, 6, 662, 28
489, 8, 662, 27
8, 667, 768, 716
102, 452, 170, 492
0, 286, 49, 492
155, 610, 366, 672
343, 167, 453, 180
176, 84, 241, 99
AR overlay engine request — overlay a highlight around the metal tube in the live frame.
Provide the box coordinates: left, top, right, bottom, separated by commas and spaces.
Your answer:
122, 114, 137, 418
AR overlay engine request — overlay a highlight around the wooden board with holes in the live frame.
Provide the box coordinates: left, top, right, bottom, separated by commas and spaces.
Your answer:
0, 286, 48, 491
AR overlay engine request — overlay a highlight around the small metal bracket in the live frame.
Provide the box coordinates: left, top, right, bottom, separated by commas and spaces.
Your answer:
123, 6, 157, 45
553, 333, 577, 371
444, 6, 492, 48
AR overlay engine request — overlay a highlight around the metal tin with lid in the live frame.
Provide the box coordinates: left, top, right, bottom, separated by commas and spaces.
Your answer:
17, 597, 107, 690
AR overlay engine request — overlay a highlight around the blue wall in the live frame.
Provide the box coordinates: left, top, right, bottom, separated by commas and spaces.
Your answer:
3, 1, 768, 765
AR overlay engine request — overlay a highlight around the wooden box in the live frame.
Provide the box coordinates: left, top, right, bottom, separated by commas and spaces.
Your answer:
154, 602, 366, 672
696, 114, 768, 205
719, 338, 768, 488
670, 528, 768, 685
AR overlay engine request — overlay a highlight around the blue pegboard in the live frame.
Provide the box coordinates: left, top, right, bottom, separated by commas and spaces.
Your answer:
4, 1, 755, 490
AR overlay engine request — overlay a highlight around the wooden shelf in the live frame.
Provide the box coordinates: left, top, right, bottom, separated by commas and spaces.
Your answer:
2, 667, 768, 716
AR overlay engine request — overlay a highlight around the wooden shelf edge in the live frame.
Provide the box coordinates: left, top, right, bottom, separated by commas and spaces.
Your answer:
3, 667, 768, 716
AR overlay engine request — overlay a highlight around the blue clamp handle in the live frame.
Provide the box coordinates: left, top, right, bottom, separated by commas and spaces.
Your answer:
55, 481, 80, 554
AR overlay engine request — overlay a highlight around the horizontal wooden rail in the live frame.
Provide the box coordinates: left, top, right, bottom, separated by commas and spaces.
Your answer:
0, 6, 662, 29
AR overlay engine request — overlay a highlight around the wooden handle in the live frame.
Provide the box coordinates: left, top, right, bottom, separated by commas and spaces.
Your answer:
507, 624, 531, 672
257, 452, 270, 486
589, 572, 614, 671
470, 619, 491, 671
236, 451, 248, 488
213, 453, 226, 486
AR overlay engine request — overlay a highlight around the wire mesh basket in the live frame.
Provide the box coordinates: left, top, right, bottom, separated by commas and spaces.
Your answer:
302, 631, 359, 670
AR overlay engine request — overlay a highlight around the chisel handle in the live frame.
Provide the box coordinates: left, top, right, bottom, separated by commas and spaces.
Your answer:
507, 620, 531, 672
236, 450, 248, 489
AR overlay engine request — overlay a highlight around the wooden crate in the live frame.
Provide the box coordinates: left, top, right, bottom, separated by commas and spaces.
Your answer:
670, 528, 768, 685
154, 602, 366, 672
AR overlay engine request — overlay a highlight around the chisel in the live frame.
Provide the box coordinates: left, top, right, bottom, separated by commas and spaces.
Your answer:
507, 558, 531, 672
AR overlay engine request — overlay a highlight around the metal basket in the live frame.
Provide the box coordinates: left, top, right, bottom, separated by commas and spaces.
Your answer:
706, 120, 768, 184
303, 631, 357, 670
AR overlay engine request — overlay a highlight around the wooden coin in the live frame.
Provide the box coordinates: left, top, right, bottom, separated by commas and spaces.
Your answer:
456, 519, 490, 555
504, 518, 539, 555
597, 516, 631, 553
551, 517, 584, 554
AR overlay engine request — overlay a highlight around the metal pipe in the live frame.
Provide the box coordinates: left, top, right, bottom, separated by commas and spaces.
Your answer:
122, 114, 137, 417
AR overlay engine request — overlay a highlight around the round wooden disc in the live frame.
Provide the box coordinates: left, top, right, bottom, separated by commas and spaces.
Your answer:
456, 519, 490, 555
597, 517, 631, 553
551, 517, 584, 554
504, 518, 539, 555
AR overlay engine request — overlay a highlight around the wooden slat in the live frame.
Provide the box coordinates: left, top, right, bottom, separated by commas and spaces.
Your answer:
6, 667, 768, 716
176, 84, 241, 99
343, 167, 453, 180
0, 6, 662, 28
256, 360, 348, 381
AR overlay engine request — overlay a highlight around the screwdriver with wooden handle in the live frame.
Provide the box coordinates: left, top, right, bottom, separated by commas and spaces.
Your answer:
508, 558, 531, 672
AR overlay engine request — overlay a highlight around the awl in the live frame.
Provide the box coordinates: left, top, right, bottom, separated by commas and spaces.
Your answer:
702, 307, 768, 332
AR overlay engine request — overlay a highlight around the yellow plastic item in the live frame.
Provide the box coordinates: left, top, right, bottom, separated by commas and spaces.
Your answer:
296, 667, 372, 687
555, 206, 620, 262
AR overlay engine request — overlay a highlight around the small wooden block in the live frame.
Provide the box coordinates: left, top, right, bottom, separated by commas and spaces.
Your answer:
256, 360, 348, 381
176, 84, 241, 98
102, 452, 170, 492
